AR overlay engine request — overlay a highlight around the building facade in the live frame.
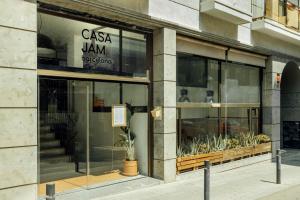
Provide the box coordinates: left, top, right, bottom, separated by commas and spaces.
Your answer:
0, 0, 300, 199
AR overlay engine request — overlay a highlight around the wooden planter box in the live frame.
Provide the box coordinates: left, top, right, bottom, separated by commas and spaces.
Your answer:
253, 143, 271, 155
177, 143, 271, 174
176, 151, 223, 173
223, 146, 254, 161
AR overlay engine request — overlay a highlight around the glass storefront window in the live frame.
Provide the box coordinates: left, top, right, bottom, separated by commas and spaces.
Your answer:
221, 62, 260, 103
122, 31, 147, 77
37, 13, 148, 77
177, 108, 219, 144
220, 107, 260, 137
176, 53, 262, 149
177, 54, 219, 103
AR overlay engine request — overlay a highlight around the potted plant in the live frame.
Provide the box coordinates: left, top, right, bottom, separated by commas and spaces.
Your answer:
120, 103, 138, 176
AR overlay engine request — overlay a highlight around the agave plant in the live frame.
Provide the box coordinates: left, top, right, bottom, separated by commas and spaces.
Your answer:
199, 143, 209, 154
226, 138, 240, 149
209, 135, 227, 151
177, 145, 185, 157
255, 134, 271, 144
189, 138, 201, 155
238, 132, 258, 147
176, 131, 270, 158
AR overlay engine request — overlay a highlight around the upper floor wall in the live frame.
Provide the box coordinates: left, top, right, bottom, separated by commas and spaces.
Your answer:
38, 0, 300, 60
200, 0, 252, 24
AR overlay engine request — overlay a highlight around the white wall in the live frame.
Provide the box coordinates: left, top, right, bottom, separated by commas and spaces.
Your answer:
131, 113, 148, 175
149, 0, 200, 29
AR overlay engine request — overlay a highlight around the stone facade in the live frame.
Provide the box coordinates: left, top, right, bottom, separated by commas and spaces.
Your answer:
153, 28, 177, 182
262, 56, 297, 155
0, 0, 300, 199
0, 0, 37, 200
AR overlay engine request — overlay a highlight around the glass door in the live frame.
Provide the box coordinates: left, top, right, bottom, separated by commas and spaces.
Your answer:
88, 82, 120, 177
38, 78, 89, 195
39, 77, 149, 195
88, 82, 149, 186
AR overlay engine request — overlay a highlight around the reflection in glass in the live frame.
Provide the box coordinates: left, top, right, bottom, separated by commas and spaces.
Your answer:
177, 56, 219, 103
38, 78, 89, 195
37, 13, 148, 77
221, 62, 260, 103
89, 83, 120, 175
177, 108, 219, 144
220, 107, 259, 137
122, 31, 147, 77
39, 78, 149, 195
176, 53, 262, 151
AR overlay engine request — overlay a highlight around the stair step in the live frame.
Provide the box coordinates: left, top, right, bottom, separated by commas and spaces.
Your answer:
40, 125, 51, 132
40, 162, 76, 174
40, 155, 71, 164
39, 120, 46, 126
40, 140, 61, 149
40, 170, 82, 183
40, 133, 55, 141
40, 148, 65, 158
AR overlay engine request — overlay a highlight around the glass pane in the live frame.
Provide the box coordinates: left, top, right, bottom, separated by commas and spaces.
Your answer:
177, 108, 219, 145
221, 62, 260, 103
122, 83, 148, 106
221, 107, 260, 137
39, 78, 150, 194
38, 13, 120, 74
82, 27, 120, 72
177, 56, 219, 103
39, 78, 89, 195
121, 84, 148, 175
89, 82, 120, 176
221, 107, 250, 137
122, 31, 147, 77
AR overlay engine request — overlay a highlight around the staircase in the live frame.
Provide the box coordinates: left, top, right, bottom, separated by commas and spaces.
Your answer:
39, 122, 78, 183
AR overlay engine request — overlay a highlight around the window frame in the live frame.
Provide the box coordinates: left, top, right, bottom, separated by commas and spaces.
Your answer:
37, 9, 151, 78
176, 52, 264, 142
176, 52, 209, 88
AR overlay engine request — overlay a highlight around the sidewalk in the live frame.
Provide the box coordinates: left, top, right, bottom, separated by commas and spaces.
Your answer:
93, 150, 300, 200
259, 184, 300, 200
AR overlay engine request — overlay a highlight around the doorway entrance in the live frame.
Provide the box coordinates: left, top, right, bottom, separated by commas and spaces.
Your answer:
281, 61, 300, 149
38, 77, 149, 194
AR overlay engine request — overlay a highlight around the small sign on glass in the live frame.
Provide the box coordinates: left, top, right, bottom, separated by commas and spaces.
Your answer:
112, 105, 127, 127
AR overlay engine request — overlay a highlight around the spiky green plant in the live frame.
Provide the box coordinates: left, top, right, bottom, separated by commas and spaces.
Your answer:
177, 145, 185, 157
238, 132, 258, 147
208, 135, 227, 151
226, 138, 240, 149
199, 143, 209, 154
189, 138, 201, 155
118, 103, 136, 161
255, 134, 271, 144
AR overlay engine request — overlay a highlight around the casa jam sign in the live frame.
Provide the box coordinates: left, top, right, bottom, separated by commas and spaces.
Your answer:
81, 29, 113, 68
